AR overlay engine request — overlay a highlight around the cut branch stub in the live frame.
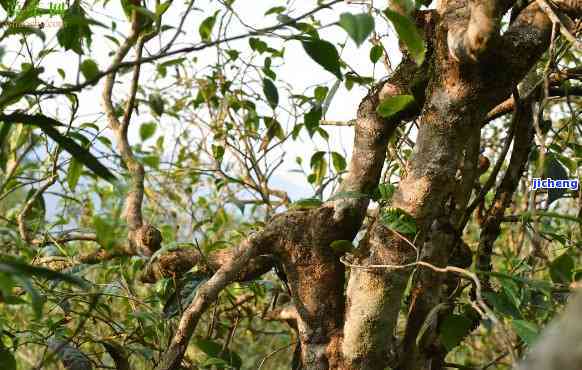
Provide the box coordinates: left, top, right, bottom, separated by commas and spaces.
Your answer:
128, 223, 162, 257
446, 0, 513, 63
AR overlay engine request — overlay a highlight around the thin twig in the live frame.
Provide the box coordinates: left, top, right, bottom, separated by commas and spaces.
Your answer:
537, 0, 582, 51
257, 342, 296, 370
339, 256, 519, 362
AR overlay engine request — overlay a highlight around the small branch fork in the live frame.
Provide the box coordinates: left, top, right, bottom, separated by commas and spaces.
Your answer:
100, 17, 163, 256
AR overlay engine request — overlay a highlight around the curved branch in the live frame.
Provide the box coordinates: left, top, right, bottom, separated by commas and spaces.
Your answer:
140, 247, 275, 283
484, 67, 582, 123
101, 28, 143, 229
154, 230, 275, 370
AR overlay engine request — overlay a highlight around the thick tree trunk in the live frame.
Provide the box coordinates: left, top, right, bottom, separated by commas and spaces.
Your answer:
342, 1, 556, 369
153, 1, 582, 369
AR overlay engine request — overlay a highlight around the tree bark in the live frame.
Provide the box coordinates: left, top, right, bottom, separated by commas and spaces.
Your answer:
154, 1, 582, 369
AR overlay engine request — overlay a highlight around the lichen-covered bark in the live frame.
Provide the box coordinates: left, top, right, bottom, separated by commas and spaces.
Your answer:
269, 207, 350, 369
342, 219, 416, 369
271, 59, 426, 368
398, 4, 557, 368
339, 52, 433, 368
342, 1, 562, 369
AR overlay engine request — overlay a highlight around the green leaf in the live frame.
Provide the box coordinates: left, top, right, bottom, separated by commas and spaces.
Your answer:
262, 78, 279, 109
331, 151, 347, 172
378, 183, 396, 201
500, 277, 522, 310
384, 9, 425, 65
4, 26, 45, 41
381, 207, 417, 236
0, 0, 17, 15
67, 158, 83, 191
93, 214, 117, 250
301, 39, 343, 80
0, 347, 16, 370
290, 197, 322, 209
14, 275, 43, 318
0, 259, 89, 288
139, 122, 157, 141
549, 252, 574, 284
512, 320, 539, 345
163, 272, 209, 318
212, 144, 224, 163
142, 154, 159, 169
120, 0, 132, 19
80, 59, 99, 81
57, 3, 92, 55
199, 13, 217, 42
249, 37, 268, 53
330, 240, 354, 254
0, 65, 43, 108
339, 13, 375, 47
194, 338, 242, 368
312, 158, 327, 185
310, 151, 326, 168
129, 5, 156, 22
377, 94, 416, 118
160, 57, 185, 69
439, 314, 475, 351
0, 113, 116, 182
195, 337, 224, 356
260, 117, 285, 151
155, 1, 171, 18
305, 106, 322, 137
265, 6, 285, 15
370, 45, 383, 63
148, 93, 165, 117
44, 125, 115, 182
23, 188, 45, 229
483, 290, 522, 319
314, 86, 328, 103
0, 123, 10, 169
